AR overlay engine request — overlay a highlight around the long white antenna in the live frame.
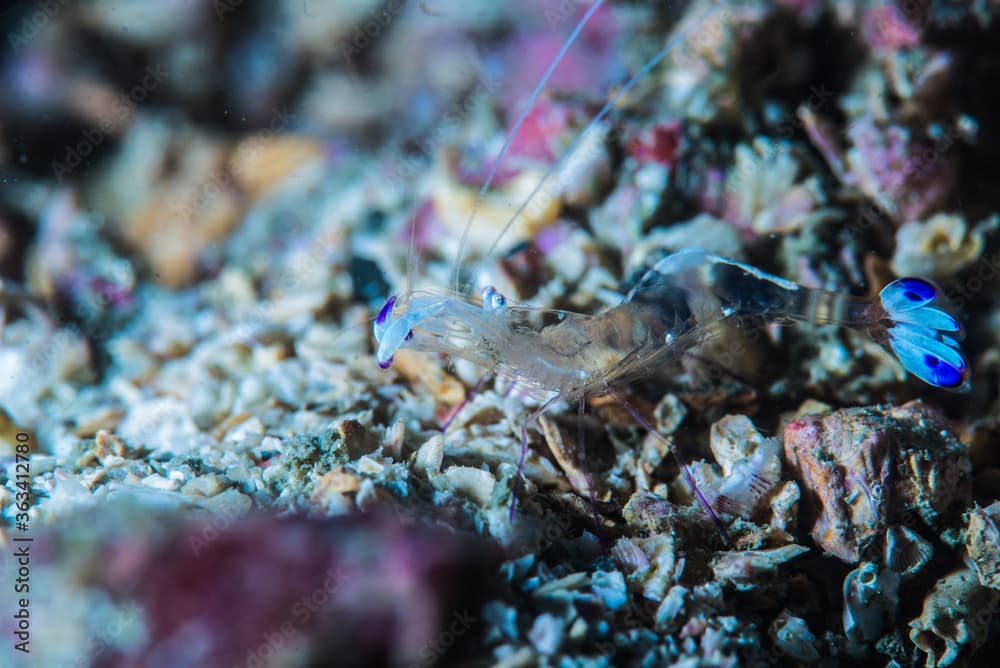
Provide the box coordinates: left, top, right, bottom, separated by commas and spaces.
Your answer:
464, 0, 725, 289
450, 0, 605, 294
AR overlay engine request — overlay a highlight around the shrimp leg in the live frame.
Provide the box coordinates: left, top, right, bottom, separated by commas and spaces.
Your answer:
509, 394, 563, 520
578, 397, 606, 554
440, 369, 492, 432
606, 384, 733, 548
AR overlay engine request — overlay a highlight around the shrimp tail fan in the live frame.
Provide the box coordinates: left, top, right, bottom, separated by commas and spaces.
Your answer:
874, 278, 970, 392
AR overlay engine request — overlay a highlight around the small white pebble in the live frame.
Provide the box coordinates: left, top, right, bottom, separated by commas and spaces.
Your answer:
528, 613, 566, 656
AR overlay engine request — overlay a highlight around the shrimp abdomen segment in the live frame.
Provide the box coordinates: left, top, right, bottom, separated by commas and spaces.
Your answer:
625, 249, 969, 391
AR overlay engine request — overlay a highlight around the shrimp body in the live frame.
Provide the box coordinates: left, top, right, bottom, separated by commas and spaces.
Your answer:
374, 248, 970, 396
375, 288, 612, 397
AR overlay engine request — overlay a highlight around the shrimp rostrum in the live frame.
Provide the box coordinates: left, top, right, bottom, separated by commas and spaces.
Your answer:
374, 247, 969, 537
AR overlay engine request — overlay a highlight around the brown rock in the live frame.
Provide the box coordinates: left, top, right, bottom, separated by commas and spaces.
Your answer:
783, 400, 970, 562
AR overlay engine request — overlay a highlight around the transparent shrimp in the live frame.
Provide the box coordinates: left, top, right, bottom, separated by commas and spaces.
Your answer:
374, 249, 970, 538
376, 249, 969, 397
372, 1, 971, 540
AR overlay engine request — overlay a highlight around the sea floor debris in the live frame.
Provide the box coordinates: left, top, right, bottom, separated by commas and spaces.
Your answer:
2, 1, 1000, 667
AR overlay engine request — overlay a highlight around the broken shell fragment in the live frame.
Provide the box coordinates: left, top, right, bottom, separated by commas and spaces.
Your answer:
413, 433, 444, 475
711, 544, 809, 590
443, 465, 496, 505
616, 533, 679, 603
909, 567, 1000, 667
538, 414, 590, 497
887, 401, 972, 529
707, 414, 781, 518
890, 213, 987, 279
769, 609, 819, 663
843, 561, 900, 645
783, 407, 891, 562
884, 524, 933, 580
966, 501, 1000, 590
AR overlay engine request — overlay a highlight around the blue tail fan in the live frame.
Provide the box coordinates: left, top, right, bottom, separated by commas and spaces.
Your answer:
877, 278, 970, 392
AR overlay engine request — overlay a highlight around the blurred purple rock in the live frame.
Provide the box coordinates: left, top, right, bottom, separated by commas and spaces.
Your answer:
94, 512, 495, 668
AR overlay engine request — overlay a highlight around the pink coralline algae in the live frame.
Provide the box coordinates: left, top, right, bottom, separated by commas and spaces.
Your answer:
628, 121, 682, 166
845, 116, 956, 223
497, 3, 620, 110
861, 4, 922, 53
783, 401, 970, 562
506, 97, 579, 164
95, 512, 494, 668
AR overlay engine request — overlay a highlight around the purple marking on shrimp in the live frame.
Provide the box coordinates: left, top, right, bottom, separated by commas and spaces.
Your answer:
375, 296, 397, 327
378, 355, 394, 369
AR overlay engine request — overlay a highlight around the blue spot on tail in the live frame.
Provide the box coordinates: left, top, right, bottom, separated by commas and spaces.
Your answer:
924, 354, 963, 388
900, 278, 936, 302
880, 278, 937, 313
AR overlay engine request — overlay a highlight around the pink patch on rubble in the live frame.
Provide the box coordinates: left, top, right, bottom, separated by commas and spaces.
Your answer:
628, 120, 682, 166
861, 4, 922, 53
499, 1, 621, 109
507, 97, 579, 164
404, 199, 447, 253
847, 116, 956, 222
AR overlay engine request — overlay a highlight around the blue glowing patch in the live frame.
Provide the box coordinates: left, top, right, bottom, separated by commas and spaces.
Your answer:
880, 278, 969, 390
880, 278, 937, 313
887, 327, 969, 390
924, 354, 962, 388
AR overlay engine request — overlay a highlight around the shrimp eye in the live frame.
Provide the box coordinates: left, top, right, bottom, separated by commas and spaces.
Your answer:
481, 286, 506, 311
